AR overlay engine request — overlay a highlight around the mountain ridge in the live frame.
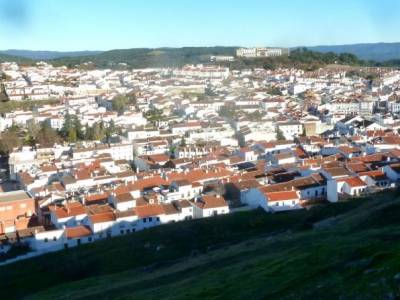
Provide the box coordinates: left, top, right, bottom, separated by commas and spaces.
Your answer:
2, 42, 400, 61
302, 42, 400, 61
0, 50, 103, 60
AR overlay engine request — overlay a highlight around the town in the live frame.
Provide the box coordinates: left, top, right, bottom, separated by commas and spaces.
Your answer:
1, 55, 400, 263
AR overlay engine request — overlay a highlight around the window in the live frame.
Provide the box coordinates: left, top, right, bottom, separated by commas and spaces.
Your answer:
53, 237, 57, 241
88, 237, 92, 242
292, 200, 296, 205
275, 202, 279, 206
120, 230, 124, 234
143, 218, 147, 223
156, 217, 160, 221
44, 238, 48, 243
149, 217, 152, 222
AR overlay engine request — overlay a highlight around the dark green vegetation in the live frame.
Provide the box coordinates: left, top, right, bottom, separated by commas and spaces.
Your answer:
0, 53, 33, 65
224, 48, 400, 71
112, 93, 137, 114
50, 47, 237, 68
49, 47, 400, 70
0, 114, 118, 155
1, 191, 400, 299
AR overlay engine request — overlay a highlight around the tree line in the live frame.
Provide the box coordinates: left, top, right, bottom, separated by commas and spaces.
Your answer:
0, 115, 118, 155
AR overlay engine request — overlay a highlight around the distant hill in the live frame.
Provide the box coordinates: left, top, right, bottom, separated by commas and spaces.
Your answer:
2, 191, 400, 299
49, 47, 238, 68
0, 53, 33, 64
0, 50, 102, 60
304, 42, 400, 61
1, 45, 400, 69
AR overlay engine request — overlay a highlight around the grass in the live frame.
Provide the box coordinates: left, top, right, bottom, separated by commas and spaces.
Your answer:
1, 191, 400, 299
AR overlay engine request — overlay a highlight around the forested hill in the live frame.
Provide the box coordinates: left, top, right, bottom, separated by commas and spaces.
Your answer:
0, 53, 33, 65
0, 46, 400, 70
36, 47, 400, 70
48, 47, 238, 68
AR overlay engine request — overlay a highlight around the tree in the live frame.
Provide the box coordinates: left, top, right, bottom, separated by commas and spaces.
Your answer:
106, 119, 116, 140
276, 128, 285, 141
0, 126, 21, 154
112, 95, 128, 114
219, 106, 236, 119
126, 92, 137, 105
61, 113, 73, 138
67, 128, 77, 143
0, 83, 9, 102
26, 120, 40, 144
84, 124, 92, 140
92, 122, 105, 141
73, 116, 84, 140
180, 137, 186, 147
36, 122, 59, 146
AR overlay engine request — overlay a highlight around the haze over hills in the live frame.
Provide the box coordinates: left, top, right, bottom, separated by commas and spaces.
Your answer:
0, 50, 102, 60
304, 42, 400, 61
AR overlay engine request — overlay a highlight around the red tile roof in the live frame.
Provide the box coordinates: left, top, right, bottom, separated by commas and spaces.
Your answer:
65, 225, 92, 239
135, 204, 164, 218
265, 190, 299, 202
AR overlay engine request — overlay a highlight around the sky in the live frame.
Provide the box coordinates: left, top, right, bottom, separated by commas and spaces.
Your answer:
0, 0, 399, 51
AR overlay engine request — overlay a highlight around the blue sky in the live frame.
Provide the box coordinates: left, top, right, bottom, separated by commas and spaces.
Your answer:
0, 0, 399, 51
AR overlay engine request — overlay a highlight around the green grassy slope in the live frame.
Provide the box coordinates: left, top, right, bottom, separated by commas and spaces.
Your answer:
2, 191, 400, 299
50, 47, 238, 68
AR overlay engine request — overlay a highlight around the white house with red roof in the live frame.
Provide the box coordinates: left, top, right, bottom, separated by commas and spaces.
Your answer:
192, 195, 229, 218
264, 190, 302, 212
49, 202, 88, 228
327, 176, 367, 202
241, 187, 301, 212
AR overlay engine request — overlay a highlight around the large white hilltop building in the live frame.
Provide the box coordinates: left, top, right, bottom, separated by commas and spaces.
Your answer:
236, 47, 288, 58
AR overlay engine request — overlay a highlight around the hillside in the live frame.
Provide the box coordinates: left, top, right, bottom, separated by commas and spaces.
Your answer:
1, 46, 400, 69
50, 47, 238, 68
1, 191, 400, 299
0, 53, 33, 64
305, 42, 400, 61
